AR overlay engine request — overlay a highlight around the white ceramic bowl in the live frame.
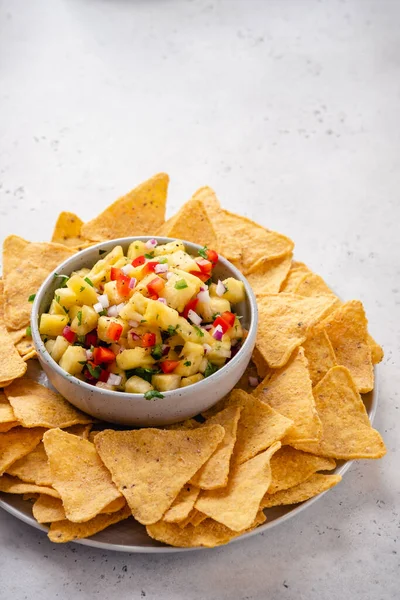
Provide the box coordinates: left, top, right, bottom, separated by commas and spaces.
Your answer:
31, 237, 258, 426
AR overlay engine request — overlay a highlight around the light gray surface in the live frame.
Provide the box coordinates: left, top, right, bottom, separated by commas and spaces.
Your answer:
0, 0, 399, 598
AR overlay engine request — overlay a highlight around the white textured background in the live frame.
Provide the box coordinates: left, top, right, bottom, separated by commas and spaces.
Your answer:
0, 1, 399, 599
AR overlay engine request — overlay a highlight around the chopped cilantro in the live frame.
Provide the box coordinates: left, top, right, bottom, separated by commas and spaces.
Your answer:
77, 310, 82, 326
167, 325, 178, 336
87, 363, 101, 378
99, 309, 107, 316
79, 286, 85, 292
126, 367, 160, 383
84, 277, 94, 287
144, 252, 155, 259
184, 360, 191, 367
144, 390, 164, 400
62, 305, 69, 314
211, 313, 220, 321
151, 344, 164, 360
140, 319, 147, 323
236, 315, 243, 320
175, 279, 188, 290
78, 360, 87, 365
55, 294, 61, 304
198, 246, 208, 259
157, 257, 168, 264
28, 294, 36, 302
204, 362, 219, 378
193, 326, 204, 337
205, 277, 212, 286
53, 273, 69, 287
26, 326, 32, 338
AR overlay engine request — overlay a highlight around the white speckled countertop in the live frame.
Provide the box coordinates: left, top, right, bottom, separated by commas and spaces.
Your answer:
0, 1, 399, 598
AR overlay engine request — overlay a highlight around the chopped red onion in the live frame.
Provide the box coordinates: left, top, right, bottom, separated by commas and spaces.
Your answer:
204, 324, 213, 331
188, 309, 202, 326
213, 325, 223, 340
95, 381, 114, 390
93, 302, 103, 314
162, 344, 170, 355
85, 349, 93, 361
197, 289, 210, 303
249, 376, 259, 388
166, 272, 173, 280
107, 305, 119, 318
216, 280, 226, 297
145, 238, 158, 249
220, 349, 232, 359
128, 319, 139, 328
107, 373, 122, 386
129, 277, 137, 289
98, 294, 109, 309
115, 302, 126, 315
130, 332, 140, 341
155, 263, 168, 274
203, 343, 212, 354
157, 297, 167, 305
121, 264, 134, 276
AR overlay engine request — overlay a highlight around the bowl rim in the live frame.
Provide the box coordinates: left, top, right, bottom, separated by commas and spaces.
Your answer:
31, 236, 258, 402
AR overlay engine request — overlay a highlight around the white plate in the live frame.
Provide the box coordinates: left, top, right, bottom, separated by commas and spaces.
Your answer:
0, 362, 379, 553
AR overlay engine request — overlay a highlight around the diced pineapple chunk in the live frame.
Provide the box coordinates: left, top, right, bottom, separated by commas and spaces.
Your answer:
226, 317, 243, 340
180, 373, 204, 387
125, 375, 153, 394
49, 299, 67, 316
209, 297, 231, 317
159, 269, 201, 312
54, 287, 78, 309
104, 280, 127, 306
198, 357, 208, 373
196, 299, 213, 322
154, 240, 185, 256
50, 335, 70, 362
206, 340, 232, 366
69, 305, 81, 321
45, 339, 56, 354
129, 292, 150, 315
221, 278, 245, 303
116, 347, 155, 370
165, 251, 201, 273
118, 301, 144, 323
97, 316, 129, 343
67, 275, 98, 306
70, 305, 99, 336
143, 300, 180, 331
174, 342, 204, 376
59, 345, 86, 375
176, 317, 214, 345
39, 314, 68, 337
151, 373, 181, 391
127, 240, 147, 260
135, 273, 162, 295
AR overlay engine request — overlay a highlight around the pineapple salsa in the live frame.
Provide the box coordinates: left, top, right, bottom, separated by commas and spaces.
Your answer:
38, 239, 246, 398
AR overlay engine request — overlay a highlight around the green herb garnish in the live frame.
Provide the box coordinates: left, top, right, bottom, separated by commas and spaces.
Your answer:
211, 313, 220, 321
157, 257, 168, 264
99, 309, 107, 316
193, 326, 204, 337
198, 246, 208, 259
84, 277, 94, 287
151, 344, 164, 360
204, 362, 219, 378
87, 363, 101, 378
26, 326, 32, 337
78, 360, 87, 365
55, 294, 61, 304
28, 294, 36, 303
184, 360, 191, 367
175, 279, 188, 290
77, 310, 82, 326
144, 390, 164, 400
167, 325, 178, 336
79, 286, 85, 292
144, 252, 155, 259
53, 273, 69, 287
126, 367, 160, 383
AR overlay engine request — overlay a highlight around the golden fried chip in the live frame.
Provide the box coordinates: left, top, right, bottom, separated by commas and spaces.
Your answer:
255, 293, 337, 368
224, 390, 293, 464
368, 333, 384, 364
5, 377, 93, 428
0, 422, 19, 433
0, 392, 16, 427
0, 426, 44, 475
233, 362, 260, 394
43, 428, 122, 523
64, 424, 93, 439
251, 347, 270, 379
147, 512, 266, 548
267, 446, 336, 494
293, 366, 386, 459
322, 300, 374, 393
163, 484, 200, 523
280, 262, 311, 292
302, 328, 337, 386
189, 510, 208, 527
246, 254, 292, 294
48, 505, 132, 543
0, 307, 27, 384
195, 443, 281, 531
6, 327, 28, 345
81, 173, 169, 241
2, 235, 75, 330
190, 406, 241, 489
51, 211, 85, 247
255, 347, 322, 444
0, 474, 60, 498
15, 337, 35, 358
294, 272, 338, 299
32, 494, 126, 524
261, 474, 342, 508
95, 425, 225, 525
6, 442, 52, 486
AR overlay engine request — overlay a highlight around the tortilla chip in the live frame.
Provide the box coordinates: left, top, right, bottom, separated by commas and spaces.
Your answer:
0, 391, 16, 426
233, 362, 261, 394
162, 484, 200, 523
368, 333, 384, 364
6, 327, 27, 345
147, 512, 267, 548
294, 272, 338, 299
246, 254, 292, 294
189, 510, 208, 527
15, 337, 35, 358
2, 235, 75, 330
51, 211, 85, 247
0, 422, 19, 433
322, 300, 374, 393
0, 474, 60, 498
190, 406, 241, 489
261, 474, 342, 508
254, 348, 322, 444
6, 442, 52, 486
267, 446, 336, 494
0, 313, 27, 385
302, 328, 337, 386
195, 443, 281, 531
94, 425, 225, 525
5, 377, 93, 428
280, 262, 311, 292
251, 347, 270, 379
48, 505, 132, 543
224, 390, 293, 464
156, 194, 218, 249
255, 293, 337, 368
293, 366, 386, 459
0, 426, 45, 475
43, 428, 122, 523
64, 424, 92, 439
80, 173, 169, 242
32, 494, 126, 524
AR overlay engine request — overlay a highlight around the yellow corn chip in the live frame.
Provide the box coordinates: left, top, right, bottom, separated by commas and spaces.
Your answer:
322, 301, 374, 393
0, 422, 19, 433
0, 391, 16, 426
224, 390, 293, 464
95, 425, 225, 525
294, 272, 338, 299
233, 362, 261, 394
280, 262, 311, 292
302, 328, 337, 386
32, 494, 126, 524
261, 473, 342, 508
0, 474, 60, 498
147, 512, 267, 548
5, 377, 93, 428
189, 510, 208, 527
81, 173, 169, 241
251, 347, 270, 379
51, 211, 85, 247
368, 333, 384, 364
6, 442, 52, 486
0, 312, 27, 385
163, 484, 200, 523
64, 424, 93, 439
43, 428, 122, 523
0, 426, 44, 475
15, 337, 36, 358
255, 293, 337, 368
293, 366, 386, 459
246, 254, 292, 294
48, 505, 132, 543
190, 405, 241, 489
267, 446, 336, 494
195, 442, 281, 531
2, 235, 75, 330
254, 347, 322, 444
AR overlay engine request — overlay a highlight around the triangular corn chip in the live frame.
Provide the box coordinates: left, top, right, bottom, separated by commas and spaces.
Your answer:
162, 484, 200, 523
6, 442, 52, 486
195, 442, 281, 531
267, 446, 336, 494
246, 254, 292, 294
32, 494, 126, 524
43, 428, 122, 523
0, 282, 27, 384
255, 293, 337, 368
367, 333, 384, 364
293, 366, 386, 459
0, 392, 16, 427
0, 426, 45, 475
254, 347, 322, 444
51, 211, 85, 247
302, 328, 337, 386
294, 272, 338, 299
280, 262, 311, 292
5, 378, 93, 428
0, 474, 60, 498
48, 505, 132, 543
81, 173, 169, 241
95, 425, 225, 525
261, 473, 342, 508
